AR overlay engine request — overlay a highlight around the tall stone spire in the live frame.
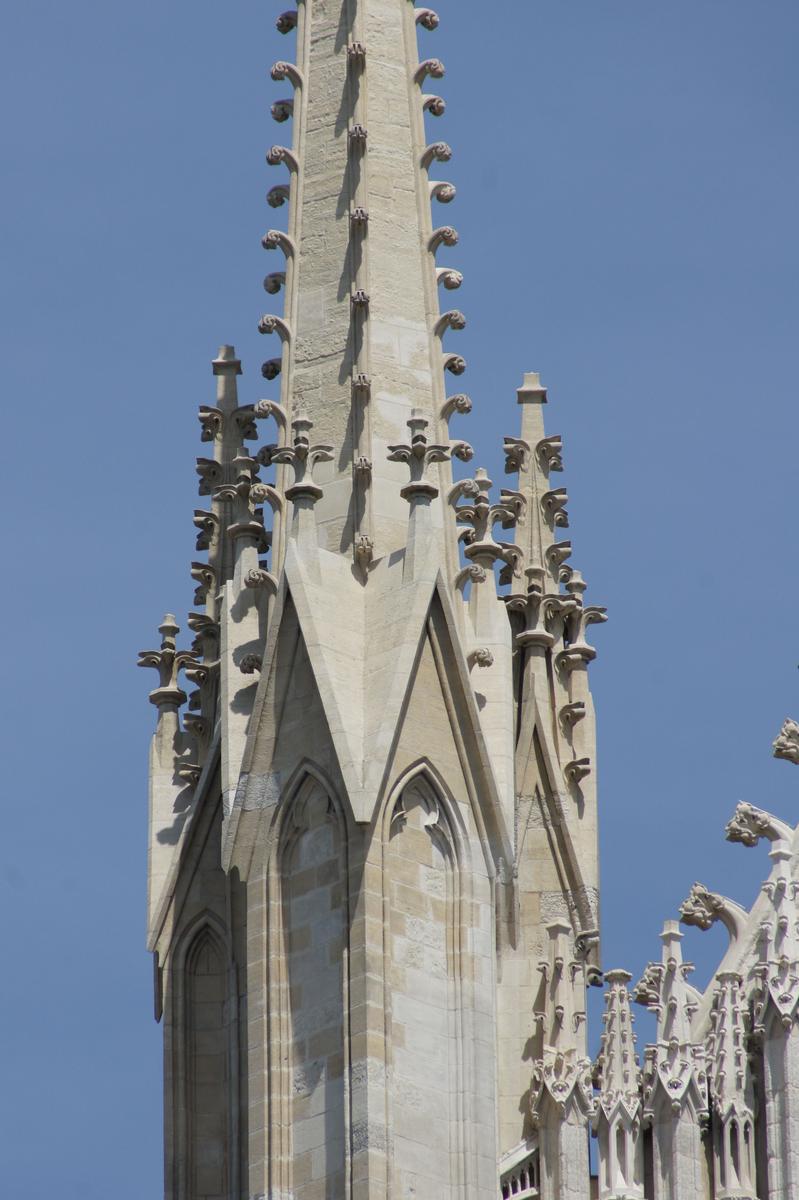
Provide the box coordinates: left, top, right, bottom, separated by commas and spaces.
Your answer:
260, 0, 465, 569
140, 6, 609, 1199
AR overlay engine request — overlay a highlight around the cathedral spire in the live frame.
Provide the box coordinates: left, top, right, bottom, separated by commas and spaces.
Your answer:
260, 0, 467, 570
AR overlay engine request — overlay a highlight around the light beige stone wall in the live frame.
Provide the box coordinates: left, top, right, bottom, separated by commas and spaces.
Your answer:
158, 794, 247, 1200
386, 782, 457, 1198
284, 788, 348, 1200
185, 930, 230, 1200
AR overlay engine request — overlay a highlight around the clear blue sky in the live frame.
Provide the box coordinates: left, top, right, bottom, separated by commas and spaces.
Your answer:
1, 2, 797, 1194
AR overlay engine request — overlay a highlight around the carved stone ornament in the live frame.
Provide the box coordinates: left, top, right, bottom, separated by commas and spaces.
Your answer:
421, 141, 452, 169
594, 969, 642, 1124
271, 61, 303, 88
271, 99, 293, 124
350, 206, 369, 228
413, 58, 445, 85
193, 509, 219, 552
634, 923, 707, 1120
271, 414, 334, 503
753, 842, 799, 1033
351, 289, 370, 309
261, 359, 282, 381
265, 144, 299, 172
454, 563, 487, 596
137, 614, 197, 712
536, 434, 564, 473
414, 7, 440, 31
530, 1054, 595, 1126
353, 455, 373, 477
176, 762, 202, 789
468, 647, 494, 669
266, 184, 290, 209
348, 124, 368, 148
564, 758, 591, 786
261, 228, 295, 256
346, 41, 367, 66
429, 225, 458, 252
195, 457, 222, 496
559, 701, 586, 731
387, 412, 451, 503
429, 180, 456, 204
190, 561, 217, 606
440, 393, 471, 421
678, 882, 747, 944
239, 654, 263, 675
503, 436, 530, 474
443, 353, 466, 376
545, 540, 572, 573
531, 923, 594, 1125
423, 94, 446, 117
253, 397, 289, 438
434, 309, 466, 337
244, 567, 278, 595
456, 468, 523, 576
263, 271, 286, 295
275, 10, 297, 34
257, 314, 291, 342
540, 487, 569, 528
449, 440, 473, 463
436, 268, 463, 291
354, 533, 374, 568
773, 717, 799, 764
725, 800, 792, 847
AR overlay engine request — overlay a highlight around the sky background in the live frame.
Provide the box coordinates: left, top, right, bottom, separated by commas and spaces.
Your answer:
1, 1, 798, 1194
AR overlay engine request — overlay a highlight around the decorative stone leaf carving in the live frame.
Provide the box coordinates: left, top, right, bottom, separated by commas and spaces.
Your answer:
413, 58, 445, 85
266, 144, 299, 171
414, 7, 440, 31
536, 434, 563, 473
429, 225, 458, 251
268, 415, 333, 506
443, 353, 466, 375
678, 882, 748, 944
275, 10, 297, 34
540, 487, 569, 528
271, 99, 293, 124
503, 436, 530, 474
436, 268, 463, 291
773, 717, 799, 764
421, 141, 452, 169
193, 509, 219, 552
440, 393, 471, 421
429, 180, 456, 204
257, 314, 291, 342
270, 61, 304, 89
263, 271, 286, 295
423, 95, 446, 117
266, 184, 290, 209
725, 800, 792, 847
137, 615, 197, 713
388, 412, 450, 502
261, 229, 295, 256
261, 359, 282, 381
434, 309, 466, 337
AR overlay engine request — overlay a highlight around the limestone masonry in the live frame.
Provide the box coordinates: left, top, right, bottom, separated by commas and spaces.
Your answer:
139, 3, 799, 1197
